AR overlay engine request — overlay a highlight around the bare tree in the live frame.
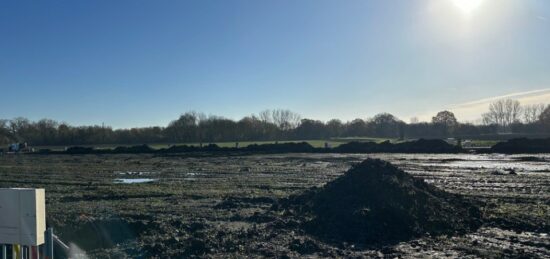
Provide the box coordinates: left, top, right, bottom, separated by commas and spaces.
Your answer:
0, 119, 11, 144
504, 99, 522, 126
482, 99, 522, 130
0, 119, 8, 133
540, 105, 550, 127
271, 109, 301, 131
258, 110, 272, 124
523, 104, 546, 123
326, 119, 344, 137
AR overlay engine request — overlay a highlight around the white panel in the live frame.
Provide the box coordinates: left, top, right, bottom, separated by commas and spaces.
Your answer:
0, 188, 46, 246
35, 189, 46, 245
0, 190, 20, 227
20, 189, 38, 246
0, 190, 20, 244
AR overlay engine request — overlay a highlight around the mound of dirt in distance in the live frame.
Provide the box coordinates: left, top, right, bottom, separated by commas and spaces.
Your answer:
113, 144, 154, 154
490, 138, 550, 154
244, 142, 315, 153
280, 159, 482, 246
161, 143, 224, 153
335, 139, 462, 153
64, 146, 96, 154
47, 139, 461, 155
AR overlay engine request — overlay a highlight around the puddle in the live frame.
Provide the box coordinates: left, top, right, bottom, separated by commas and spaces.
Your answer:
114, 171, 157, 176
114, 178, 157, 184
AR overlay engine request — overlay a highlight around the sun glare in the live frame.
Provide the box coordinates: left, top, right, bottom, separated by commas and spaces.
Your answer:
451, 0, 484, 15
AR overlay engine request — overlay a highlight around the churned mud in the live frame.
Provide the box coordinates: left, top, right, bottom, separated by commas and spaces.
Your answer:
0, 153, 548, 258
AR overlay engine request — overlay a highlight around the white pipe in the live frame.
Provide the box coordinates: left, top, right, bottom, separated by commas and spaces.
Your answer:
52, 235, 69, 252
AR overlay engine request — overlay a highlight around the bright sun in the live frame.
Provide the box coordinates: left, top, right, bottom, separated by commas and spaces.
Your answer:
451, 0, 484, 15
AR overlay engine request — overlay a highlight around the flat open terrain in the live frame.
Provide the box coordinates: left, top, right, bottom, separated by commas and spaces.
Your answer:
0, 153, 548, 258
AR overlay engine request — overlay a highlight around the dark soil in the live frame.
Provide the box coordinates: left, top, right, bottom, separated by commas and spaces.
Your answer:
56, 219, 144, 250
491, 138, 550, 154
516, 156, 548, 162
1, 153, 548, 258
279, 159, 482, 246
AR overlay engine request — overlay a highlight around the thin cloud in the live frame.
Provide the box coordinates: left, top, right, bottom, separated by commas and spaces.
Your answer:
453, 89, 550, 108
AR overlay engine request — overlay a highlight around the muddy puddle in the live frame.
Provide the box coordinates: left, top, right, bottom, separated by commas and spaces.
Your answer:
114, 171, 158, 175
114, 178, 157, 184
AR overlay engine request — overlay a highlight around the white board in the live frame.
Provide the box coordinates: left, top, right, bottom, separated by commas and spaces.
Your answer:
0, 188, 46, 246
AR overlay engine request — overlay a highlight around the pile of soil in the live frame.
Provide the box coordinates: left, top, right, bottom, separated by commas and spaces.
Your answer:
334, 139, 462, 153
244, 142, 315, 153
280, 159, 482, 246
113, 144, 154, 154
64, 146, 96, 154
490, 138, 550, 154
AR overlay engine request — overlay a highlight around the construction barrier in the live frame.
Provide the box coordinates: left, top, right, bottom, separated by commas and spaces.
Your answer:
0, 189, 52, 259
0, 228, 56, 259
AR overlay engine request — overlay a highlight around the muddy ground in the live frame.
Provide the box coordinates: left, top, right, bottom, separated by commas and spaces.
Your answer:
0, 153, 548, 258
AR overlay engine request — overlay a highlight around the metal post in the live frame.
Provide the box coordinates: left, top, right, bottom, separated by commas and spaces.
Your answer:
44, 228, 53, 259
1, 244, 6, 259
31, 246, 38, 259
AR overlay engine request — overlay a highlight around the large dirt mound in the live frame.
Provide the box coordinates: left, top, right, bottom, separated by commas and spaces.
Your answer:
490, 138, 550, 153
281, 159, 482, 246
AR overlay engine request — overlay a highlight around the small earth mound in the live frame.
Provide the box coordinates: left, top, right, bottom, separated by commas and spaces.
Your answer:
280, 159, 482, 246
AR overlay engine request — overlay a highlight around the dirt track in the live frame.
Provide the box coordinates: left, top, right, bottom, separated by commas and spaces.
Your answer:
0, 153, 548, 258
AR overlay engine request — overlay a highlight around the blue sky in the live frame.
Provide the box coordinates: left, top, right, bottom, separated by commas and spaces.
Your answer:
1, 0, 549, 128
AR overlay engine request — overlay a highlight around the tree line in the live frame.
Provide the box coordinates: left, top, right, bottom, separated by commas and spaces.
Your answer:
1, 102, 549, 146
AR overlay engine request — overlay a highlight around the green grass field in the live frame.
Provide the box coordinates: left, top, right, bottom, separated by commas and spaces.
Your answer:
464, 139, 501, 148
